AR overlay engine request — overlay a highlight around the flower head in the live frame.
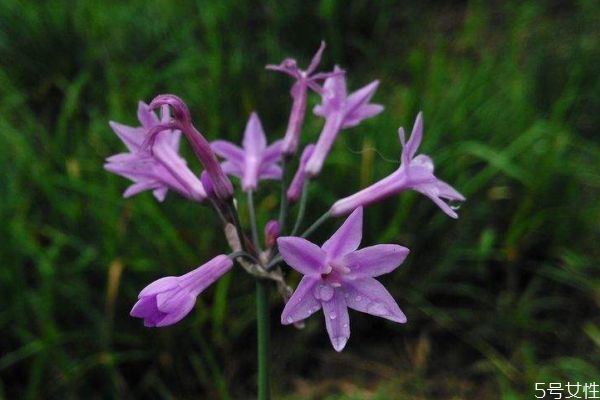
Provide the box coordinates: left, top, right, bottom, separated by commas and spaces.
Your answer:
264, 220, 280, 248
147, 94, 234, 200
267, 41, 339, 156
278, 207, 408, 351
104, 101, 206, 202
211, 112, 283, 191
305, 67, 384, 176
330, 112, 465, 218
130, 255, 233, 327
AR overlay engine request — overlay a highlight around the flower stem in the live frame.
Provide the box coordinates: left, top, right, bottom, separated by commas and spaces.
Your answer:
247, 190, 261, 253
290, 180, 310, 236
301, 210, 331, 238
278, 157, 289, 235
256, 279, 270, 400
227, 200, 247, 253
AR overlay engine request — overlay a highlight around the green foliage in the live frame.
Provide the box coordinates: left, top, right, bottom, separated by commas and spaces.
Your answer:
0, 0, 598, 398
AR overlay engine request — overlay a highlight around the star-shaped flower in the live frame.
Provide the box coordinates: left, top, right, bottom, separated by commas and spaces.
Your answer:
267, 41, 340, 156
305, 67, 384, 176
211, 112, 283, 192
330, 112, 465, 218
277, 207, 408, 351
105, 102, 206, 202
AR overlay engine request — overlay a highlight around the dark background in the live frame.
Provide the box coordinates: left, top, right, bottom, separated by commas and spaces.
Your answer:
0, 0, 598, 398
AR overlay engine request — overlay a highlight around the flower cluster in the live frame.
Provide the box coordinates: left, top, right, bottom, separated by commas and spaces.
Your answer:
106, 42, 464, 352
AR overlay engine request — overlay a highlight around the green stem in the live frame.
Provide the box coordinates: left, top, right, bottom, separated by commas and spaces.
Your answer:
290, 180, 310, 236
301, 210, 331, 238
256, 279, 270, 400
247, 190, 261, 253
278, 157, 289, 235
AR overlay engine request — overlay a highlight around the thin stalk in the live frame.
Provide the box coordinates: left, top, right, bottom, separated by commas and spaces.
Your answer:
278, 157, 289, 235
247, 190, 261, 253
256, 279, 270, 400
290, 180, 309, 236
301, 210, 331, 238
227, 200, 247, 253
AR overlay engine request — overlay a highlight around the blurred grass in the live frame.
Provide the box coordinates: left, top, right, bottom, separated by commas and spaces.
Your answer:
0, 0, 599, 398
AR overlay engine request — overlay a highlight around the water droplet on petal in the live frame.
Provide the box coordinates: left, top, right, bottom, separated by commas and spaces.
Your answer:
367, 303, 387, 316
449, 200, 462, 210
314, 284, 334, 301
329, 312, 337, 320
286, 316, 293, 323
343, 323, 349, 328
355, 295, 362, 302
331, 336, 348, 352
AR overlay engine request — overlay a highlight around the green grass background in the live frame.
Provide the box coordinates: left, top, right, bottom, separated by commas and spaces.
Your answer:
0, 0, 599, 398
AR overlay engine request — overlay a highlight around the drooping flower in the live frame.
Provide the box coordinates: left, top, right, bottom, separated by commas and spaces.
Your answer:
330, 112, 465, 218
130, 255, 233, 327
266, 41, 339, 156
304, 67, 384, 177
104, 101, 206, 202
278, 207, 408, 351
211, 112, 283, 192
286, 143, 315, 203
264, 220, 280, 248
147, 94, 234, 200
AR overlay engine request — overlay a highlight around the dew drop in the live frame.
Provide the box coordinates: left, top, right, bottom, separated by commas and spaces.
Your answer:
329, 312, 337, 320
449, 200, 462, 210
355, 295, 363, 302
314, 284, 334, 301
286, 316, 293, 323
343, 323, 349, 328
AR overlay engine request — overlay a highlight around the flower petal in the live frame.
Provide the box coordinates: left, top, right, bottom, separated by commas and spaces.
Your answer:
277, 237, 327, 276
343, 278, 406, 323
221, 161, 244, 179
342, 104, 384, 129
109, 121, 145, 152
342, 244, 409, 278
137, 101, 159, 130
155, 293, 196, 327
130, 296, 158, 318
258, 164, 282, 180
281, 276, 321, 324
211, 140, 245, 164
404, 112, 423, 161
306, 41, 326, 74
263, 140, 283, 164
322, 289, 350, 352
242, 112, 267, 157
138, 276, 179, 298
322, 207, 363, 259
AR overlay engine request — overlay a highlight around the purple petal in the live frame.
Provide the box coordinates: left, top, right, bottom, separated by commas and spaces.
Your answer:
342, 244, 409, 278
109, 121, 145, 152
221, 161, 244, 179
211, 140, 245, 164
263, 140, 284, 164
155, 291, 197, 327
242, 112, 267, 156
178, 255, 234, 296
137, 101, 159, 130
287, 144, 315, 203
404, 112, 423, 161
435, 179, 465, 201
153, 187, 168, 202
322, 207, 363, 259
306, 41, 326, 74
258, 164, 282, 180
123, 181, 162, 198
139, 276, 179, 298
343, 278, 406, 323
130, 296, 159, 318
277, 237, 327, 276
281, 276, 321, 324
321, 289, 350, 352
343, 80, 380, 120
342, 104, 384, 129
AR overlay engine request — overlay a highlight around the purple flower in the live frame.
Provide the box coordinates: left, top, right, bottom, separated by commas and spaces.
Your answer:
277, 207, 408, 351
267, 41, 339, 156
211, 112, 283, 192
264, 220, 280, 248
147, 94, 234, 200
286, 144, 315, 203
305, 67, 384, 176
330, 113, 465, 218
131, 255, 233, 327
105, 101, 206, 202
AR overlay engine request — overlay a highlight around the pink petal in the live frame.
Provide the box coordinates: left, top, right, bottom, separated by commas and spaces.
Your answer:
343, 278, 406, 323
211, 140, 245, 164
322, 207, 363, 259
281, 276, 321, 324
322, 289, 350, 352
277, 237, 327, 276
342, 244, 409, 278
